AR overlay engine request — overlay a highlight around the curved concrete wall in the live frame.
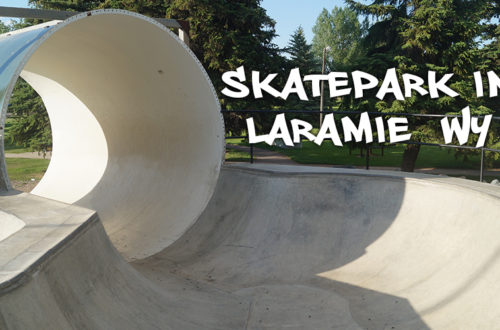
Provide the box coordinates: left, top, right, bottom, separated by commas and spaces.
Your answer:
156, 165, 500, 329
0, 10, 225, 260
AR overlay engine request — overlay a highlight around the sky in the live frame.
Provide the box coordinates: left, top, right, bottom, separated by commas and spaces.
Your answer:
262, 0, 346, 48
2, 0, 27, 7
1, 0, 348, 48
1, 0, 29, 25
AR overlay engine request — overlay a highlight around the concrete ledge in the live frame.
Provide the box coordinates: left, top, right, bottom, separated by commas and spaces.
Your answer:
0, 192, 97, 293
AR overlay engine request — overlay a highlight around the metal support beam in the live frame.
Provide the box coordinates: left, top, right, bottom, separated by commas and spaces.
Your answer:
0, 6, 75, 20
365, 145, 370, 170
178, 28, 190, 47
176, 19, 190, 47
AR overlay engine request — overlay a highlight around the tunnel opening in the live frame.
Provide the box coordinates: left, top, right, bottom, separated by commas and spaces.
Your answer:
5, 76, 51, 192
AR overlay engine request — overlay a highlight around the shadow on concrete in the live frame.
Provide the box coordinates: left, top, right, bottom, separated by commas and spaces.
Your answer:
135, 165, 431, 328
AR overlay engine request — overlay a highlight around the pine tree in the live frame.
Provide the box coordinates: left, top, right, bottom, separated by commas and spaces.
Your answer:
281, 26, 318, 110
285, 26, 318, 74
166, 0, 283, 104
347, 0, 498, 171
8, 79, 52, 156
166, 0, 286, 135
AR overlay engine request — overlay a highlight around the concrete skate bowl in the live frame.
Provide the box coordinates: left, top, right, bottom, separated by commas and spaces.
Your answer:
1, 10, 500, 330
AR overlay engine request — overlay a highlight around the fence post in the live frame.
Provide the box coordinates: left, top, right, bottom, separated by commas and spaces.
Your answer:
480, 147, 485, 182
366, 144, 370, 170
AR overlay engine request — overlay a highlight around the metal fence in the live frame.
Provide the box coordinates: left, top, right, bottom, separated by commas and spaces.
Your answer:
222, 109, 500, 182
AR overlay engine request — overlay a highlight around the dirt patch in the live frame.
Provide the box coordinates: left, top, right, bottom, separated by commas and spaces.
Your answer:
11, 180, 39, 193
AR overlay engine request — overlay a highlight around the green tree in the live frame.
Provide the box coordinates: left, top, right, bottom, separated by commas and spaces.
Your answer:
312, 6, 365, 71
8, 79, 52, 156
311, 6, 366, 129
285, 26, 318, 73
283, 26, 318, 110
0, 21, 10, 34
31, 0, 166, 15
29, 0, 104, 11
99, 0, 167, 16
347, 0, 498, 171
166, 0, 283, 108
166, 0, 286, 136
2, 19, 52, 154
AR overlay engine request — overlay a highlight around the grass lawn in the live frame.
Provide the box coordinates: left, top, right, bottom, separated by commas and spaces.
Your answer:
225, 148, 250, 162
4, 144, 31, 153
4, 118, 31, 153
226, 138, 500, 169
6, 158, 50, 181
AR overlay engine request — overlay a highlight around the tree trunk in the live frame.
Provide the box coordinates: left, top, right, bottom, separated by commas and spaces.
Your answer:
401, 144, 421, 172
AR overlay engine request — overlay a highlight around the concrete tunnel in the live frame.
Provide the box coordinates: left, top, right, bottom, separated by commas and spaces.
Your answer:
0, 10, 225, 260
1, 9, 500, 329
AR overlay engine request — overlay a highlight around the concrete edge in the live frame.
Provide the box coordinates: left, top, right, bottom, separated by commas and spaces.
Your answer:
0, 211, 99, 294
224, 163, 500, 200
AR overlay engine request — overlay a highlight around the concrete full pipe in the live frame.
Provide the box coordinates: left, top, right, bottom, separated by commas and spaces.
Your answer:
2, 9, 500, 330
0, 10, 224, 260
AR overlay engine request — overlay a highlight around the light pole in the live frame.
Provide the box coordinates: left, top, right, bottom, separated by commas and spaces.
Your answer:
319, 46, 331, 127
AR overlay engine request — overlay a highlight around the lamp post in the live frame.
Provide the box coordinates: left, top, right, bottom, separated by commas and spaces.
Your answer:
319, 46, 331, 127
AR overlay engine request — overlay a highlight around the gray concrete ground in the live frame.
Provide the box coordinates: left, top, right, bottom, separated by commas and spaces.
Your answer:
2, 165, 500, 329
367, 166, 500, 177
226, 144, 297, 165
4, 152, 51, 159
